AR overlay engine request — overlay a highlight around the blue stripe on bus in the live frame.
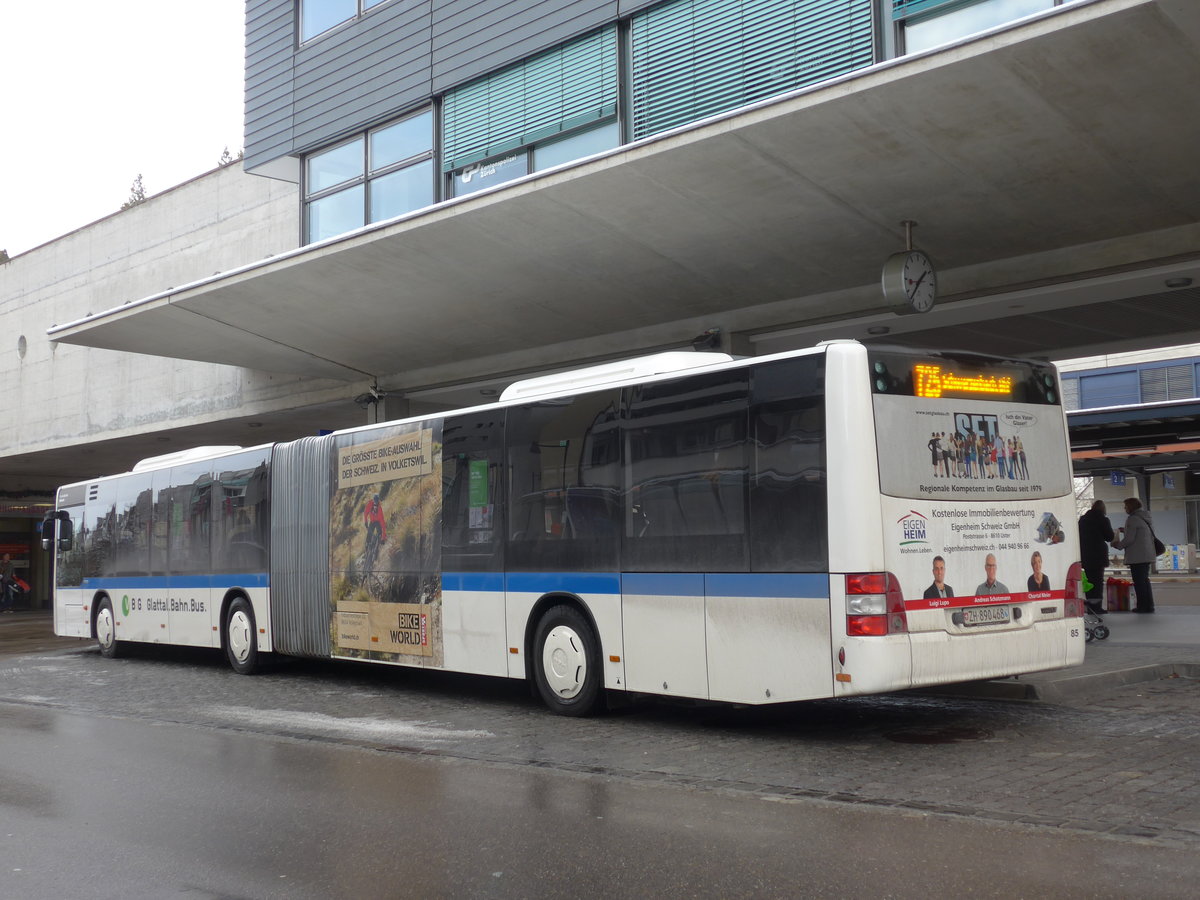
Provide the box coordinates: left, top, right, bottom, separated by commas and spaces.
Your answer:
77, 572, 826, 598
443, 572, 828, 599
705, 573, 829, 599
79, 574, 270, 590
442, 572, 505, 592
504, 572, 622, 595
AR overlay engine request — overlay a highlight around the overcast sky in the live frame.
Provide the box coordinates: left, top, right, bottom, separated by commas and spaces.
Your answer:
0, 1, 245, 257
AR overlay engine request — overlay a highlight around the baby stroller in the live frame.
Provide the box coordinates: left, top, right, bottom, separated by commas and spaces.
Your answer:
1081, 572, 1110, 642
1084, 608, 1110, 642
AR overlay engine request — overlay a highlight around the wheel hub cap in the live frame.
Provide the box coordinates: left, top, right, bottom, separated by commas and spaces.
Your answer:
542, 625, 586, 699
229, 611, 251, 662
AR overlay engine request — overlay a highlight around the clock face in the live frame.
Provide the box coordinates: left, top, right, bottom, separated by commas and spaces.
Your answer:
903, 251, 936, 313
882, 250, 937, 314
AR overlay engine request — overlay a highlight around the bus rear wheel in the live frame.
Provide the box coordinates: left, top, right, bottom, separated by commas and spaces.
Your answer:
533, 604, 602, 716
224, 597, 260, 675
95, 596, 121, 659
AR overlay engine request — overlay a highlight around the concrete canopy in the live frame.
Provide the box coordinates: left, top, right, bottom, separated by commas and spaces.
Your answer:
49, 0, 1200, 393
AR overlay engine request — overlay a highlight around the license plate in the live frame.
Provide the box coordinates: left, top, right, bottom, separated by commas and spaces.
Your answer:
962, 605, 1010, 626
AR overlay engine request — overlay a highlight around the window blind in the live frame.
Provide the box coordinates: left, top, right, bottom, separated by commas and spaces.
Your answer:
630, 0, 875, 141
442, 26, 619, 172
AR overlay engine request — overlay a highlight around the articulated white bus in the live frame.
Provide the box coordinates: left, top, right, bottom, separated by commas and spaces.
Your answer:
44, 341, 1085, 714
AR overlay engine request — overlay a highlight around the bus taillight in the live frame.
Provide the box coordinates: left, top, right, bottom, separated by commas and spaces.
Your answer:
1063, 562, 1085, 618
845, 573, 907, 636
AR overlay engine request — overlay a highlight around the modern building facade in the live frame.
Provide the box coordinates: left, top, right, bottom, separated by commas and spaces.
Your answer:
4, 0, 1200, 604
251, 0, 1093, 248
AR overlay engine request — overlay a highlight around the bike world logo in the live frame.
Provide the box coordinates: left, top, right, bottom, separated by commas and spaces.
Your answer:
122, 594, 131, 616
390, 608, 428, 649
897, 510, 929, 546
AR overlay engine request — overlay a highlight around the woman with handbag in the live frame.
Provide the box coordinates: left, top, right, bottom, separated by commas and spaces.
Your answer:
1111, 497, 1157, 613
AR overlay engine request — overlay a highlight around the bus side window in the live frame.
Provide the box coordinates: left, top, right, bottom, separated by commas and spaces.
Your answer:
112, 474, 154, 578
442, 412, 504, 573
160, 460, 215, 577
624, 370, 750, 573
749, 356, 827, 572
214, 453, 271, 574
506, 390, 621, 572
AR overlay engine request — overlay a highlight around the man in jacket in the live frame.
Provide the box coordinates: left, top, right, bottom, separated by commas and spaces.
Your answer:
1078, 500, 1113, 614
1111, 497, 1156, 613
923, 555, 954, 600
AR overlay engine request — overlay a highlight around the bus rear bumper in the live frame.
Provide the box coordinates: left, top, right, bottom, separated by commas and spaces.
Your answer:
833, 621, 1085, 697
908, 621, 1086, 688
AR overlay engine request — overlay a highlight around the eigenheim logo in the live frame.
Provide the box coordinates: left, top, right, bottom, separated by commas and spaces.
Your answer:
897, 510, 929, 545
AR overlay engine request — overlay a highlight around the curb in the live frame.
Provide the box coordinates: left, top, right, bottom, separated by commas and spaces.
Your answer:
930, 663, 1200, 703
1029, 663, 1200, 703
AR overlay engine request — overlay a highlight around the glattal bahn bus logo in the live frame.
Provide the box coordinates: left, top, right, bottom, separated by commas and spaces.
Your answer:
898, 510, 929, 545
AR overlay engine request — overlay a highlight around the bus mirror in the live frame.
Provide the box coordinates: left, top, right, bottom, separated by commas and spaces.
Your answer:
42, 514, 73, 551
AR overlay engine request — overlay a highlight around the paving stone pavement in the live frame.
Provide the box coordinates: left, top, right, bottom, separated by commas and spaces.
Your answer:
3, 597, 1200, 849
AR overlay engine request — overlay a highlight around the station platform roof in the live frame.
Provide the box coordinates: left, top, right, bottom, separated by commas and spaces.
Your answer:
1069, 400, 1200, 477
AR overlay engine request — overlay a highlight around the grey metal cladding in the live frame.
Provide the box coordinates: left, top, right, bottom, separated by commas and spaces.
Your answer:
291, 1, 435, 154
244, 0, 626, 170
616, 0, 662, 15
431, 0, 616, 93
269, 435, 333, 658
245, 0, 297, 172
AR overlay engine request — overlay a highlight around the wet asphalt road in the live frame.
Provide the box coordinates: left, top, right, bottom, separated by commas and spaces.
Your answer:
2, 619, 1200, 897
3, 699, 1198, 900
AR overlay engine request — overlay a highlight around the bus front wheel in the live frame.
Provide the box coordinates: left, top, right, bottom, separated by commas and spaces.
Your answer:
95, 596, 122, 659
224, 597, 260, 675
533, 604, 602, 716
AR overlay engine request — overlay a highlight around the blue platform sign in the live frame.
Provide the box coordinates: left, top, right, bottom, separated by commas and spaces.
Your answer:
1110, 472, 1126, 486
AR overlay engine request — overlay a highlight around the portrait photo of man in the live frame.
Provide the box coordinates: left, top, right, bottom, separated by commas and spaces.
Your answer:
975, 553, 1009, 595
923, 555, 954, 600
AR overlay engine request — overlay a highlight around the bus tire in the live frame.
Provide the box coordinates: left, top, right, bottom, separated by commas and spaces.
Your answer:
95, 595, 121, 659
224, 596, 260, 675
532, 604, 602, 717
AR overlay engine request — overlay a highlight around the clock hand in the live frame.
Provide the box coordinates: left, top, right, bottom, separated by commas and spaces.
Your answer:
907, 271, 928, 298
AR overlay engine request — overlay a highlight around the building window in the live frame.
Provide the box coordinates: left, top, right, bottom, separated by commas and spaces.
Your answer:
445, 120, 624, 199
303, 109, 435, 243
1077, 371, 1139, 409
630, 0, 875, 141
895, 0, 1076, 55
300, 0, 394, 43
442, 26, 620, 196
1139, 364, 1195, 404
533, 121, 622, 173
450, 152, 531, 198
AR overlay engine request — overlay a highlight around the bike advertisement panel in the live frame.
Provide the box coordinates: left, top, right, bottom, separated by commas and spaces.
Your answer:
329, 420, 444, 665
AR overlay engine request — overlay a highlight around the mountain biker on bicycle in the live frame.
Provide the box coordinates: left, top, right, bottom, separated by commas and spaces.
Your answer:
364, 493, 387, 552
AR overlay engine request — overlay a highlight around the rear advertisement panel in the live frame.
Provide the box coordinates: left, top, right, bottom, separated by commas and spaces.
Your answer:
329, 421, 444, 666
873, 364, 1077, 611
882, 494, 1077, 614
